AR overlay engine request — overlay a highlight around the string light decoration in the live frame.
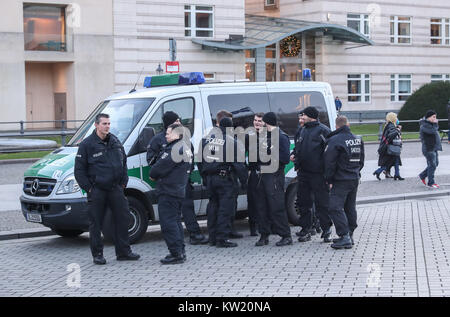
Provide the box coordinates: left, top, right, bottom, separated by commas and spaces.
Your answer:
280, 35, 301, 57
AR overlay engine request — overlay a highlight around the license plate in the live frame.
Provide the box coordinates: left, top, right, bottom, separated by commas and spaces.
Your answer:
26, 213, 42, 223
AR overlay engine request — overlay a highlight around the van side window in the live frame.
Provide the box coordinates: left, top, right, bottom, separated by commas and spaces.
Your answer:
145, 97, 195, 135
268, 91, 329, 136
207, 93, 270, 128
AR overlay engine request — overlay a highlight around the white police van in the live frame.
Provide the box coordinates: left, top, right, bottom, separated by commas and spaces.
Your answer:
20, 72, 337, 244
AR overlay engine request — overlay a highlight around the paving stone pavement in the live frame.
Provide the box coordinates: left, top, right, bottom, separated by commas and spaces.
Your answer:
1, 197, 450, 297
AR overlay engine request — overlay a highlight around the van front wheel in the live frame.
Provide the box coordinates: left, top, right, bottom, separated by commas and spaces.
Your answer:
286, 183, 301, 226
102, 196, 149, 244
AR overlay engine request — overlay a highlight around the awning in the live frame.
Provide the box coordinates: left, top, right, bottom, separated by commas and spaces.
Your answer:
192, 14, 374, 50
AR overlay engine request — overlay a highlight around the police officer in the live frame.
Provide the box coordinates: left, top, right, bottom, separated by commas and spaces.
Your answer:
150, 123, 193, 263
294, 106, 333, 243
245, 113, 265, 236
200, 117, 248, 248
74, 113, 140, 265
254, 112, 292, 247
324, 116, 365, 249
147, 111, 208, 245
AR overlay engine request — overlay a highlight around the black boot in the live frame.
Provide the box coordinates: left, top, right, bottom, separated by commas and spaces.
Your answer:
216, 239, 238, 248
331, 234, 353, 249
373, 171, 381, 180
276, 237, 293, 246
255, 234, 269, 246
249, 223, 258, 236
93, 254, 106, 265
321, 227, 332, 243
297, 229, 311, 242
160, 253, 185, 264
117, 252, 140, 261
189, 232, 209, 245
394, 175, 405, 181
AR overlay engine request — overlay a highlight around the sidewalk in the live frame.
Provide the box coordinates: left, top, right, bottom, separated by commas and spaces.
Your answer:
1, 197, 450, 297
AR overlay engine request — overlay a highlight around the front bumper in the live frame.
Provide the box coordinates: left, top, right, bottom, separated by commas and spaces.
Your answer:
20, 196, 89, 231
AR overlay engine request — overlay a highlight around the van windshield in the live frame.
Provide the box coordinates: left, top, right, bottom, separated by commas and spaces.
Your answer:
68, 98, 155, 146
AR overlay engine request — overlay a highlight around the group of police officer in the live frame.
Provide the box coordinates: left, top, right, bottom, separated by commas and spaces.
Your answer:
74, 106, 365, 265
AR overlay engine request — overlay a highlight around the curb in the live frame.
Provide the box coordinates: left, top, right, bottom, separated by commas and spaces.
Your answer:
1, 190, 450, 241
0, 227, 55, 241
0, 158, 40, 165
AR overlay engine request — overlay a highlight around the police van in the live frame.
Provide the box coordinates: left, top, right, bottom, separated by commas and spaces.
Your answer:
20, 72, 337, 244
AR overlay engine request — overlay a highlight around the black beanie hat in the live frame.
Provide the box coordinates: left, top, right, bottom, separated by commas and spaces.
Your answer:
262, 112, 277, 126
303, 106, 319, 119
219, 117, 233, 128
163, 111, 180, 129
425, 110, 436, 119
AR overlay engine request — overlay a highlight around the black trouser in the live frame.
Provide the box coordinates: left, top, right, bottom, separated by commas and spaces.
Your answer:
206, 174, 236, 242
246, 170, 259, 227
181, 183, 201, 234
297, 171, 332, 232
328, 179, 359, 237
255, 170, 291, 238
158, 194, 185, 256
87, 185, 131, 257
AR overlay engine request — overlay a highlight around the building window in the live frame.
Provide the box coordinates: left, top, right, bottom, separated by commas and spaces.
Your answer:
347, 74, 370, 102
184, 5, 213, 38
265, 0, 275, 5
245, 49, 255, 82
431, 74, 450, 82
390, 16, 411, 44
204, 73, 215, 81
391, 74, 412, 101
430, 18, 450, 45
23, 4, 66, 51
347, 14, 370, 38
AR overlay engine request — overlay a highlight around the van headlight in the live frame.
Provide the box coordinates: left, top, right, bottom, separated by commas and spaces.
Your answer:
56, 174, 80, 195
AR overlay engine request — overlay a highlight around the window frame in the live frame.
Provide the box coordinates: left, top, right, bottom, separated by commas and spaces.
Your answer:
347, 74, 371, 103
347, 13, 370, 38
431, 74, 450, 82
184, 5, 214, 38
390, 74, 412, 102
430, 18, 450, 45
390, 16, 412, 45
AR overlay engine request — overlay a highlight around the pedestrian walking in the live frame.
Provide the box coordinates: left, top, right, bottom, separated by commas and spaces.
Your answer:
200, 117, 248, 248
254, 112, 293, 247
373, 112, 404, 181
245, 113, 265, 236
419, 110, 443, 189
74, 113, 140, 265
324, 116, 365, 249
335, 97, 342, 113
293, 106, 333, 243
149, 123, 193, 264
147, 111, 208, 245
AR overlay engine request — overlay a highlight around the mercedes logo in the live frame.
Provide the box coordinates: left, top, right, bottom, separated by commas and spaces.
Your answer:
30, 179, 40, 195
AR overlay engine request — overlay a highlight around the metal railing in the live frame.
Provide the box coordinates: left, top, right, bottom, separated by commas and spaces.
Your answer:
349, 118, 449, 141
0, 120, 84, 148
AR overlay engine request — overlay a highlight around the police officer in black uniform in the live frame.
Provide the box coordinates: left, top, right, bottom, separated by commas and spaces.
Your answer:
147, 111, 208, 245
324, 116, 365, 249
200, 117, 248, 248
74, 113, 140, 265
254, 112, 292, 247
294, 106, 333, 243
245, 113, 265, 236
150, 123, 193, 264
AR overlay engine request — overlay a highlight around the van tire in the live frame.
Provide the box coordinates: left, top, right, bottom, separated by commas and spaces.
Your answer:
52, 229, 84, 238
286, 183, 301, 226
102, 196, 149, 245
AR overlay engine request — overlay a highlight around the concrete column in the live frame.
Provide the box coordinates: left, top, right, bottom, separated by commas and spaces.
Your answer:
255, 47, 266, 82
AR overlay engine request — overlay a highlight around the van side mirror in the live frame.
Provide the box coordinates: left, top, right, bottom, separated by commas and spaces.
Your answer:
128, 127, 156, 157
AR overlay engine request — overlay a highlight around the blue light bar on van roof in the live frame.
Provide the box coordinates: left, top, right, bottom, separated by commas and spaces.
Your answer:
143, 72, 205, 88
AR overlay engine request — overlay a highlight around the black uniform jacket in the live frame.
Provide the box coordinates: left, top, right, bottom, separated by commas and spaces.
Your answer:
149, 138, 192, 198
293, 121, 331, 173
146, 130, 166, 166
324, 125, 365, 183
257, 128, 291, 171
75, 131, 128, 192
199, 127, 248, 186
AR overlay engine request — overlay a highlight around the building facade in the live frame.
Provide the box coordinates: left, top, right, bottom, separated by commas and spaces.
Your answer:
2, 0, 450, 129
